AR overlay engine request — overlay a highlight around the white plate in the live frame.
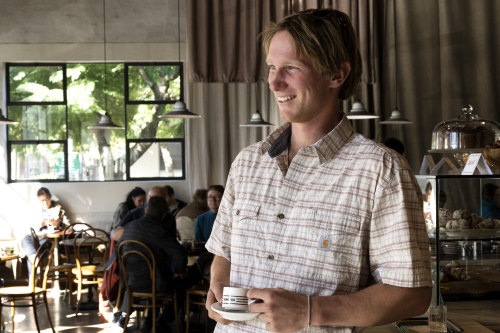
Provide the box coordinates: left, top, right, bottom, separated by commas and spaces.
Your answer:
211, 302, 260, 321
445, 229, 500, 238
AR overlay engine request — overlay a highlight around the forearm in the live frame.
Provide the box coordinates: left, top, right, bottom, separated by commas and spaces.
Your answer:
312, 284, 432, 328
210, 255, 231, 289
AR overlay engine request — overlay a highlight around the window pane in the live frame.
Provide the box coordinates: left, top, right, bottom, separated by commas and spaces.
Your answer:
68, 132, 126, 181
67, 63, 126, 181
129, 141, 184, 178
8, 65, 64, 102
7, 105, 67, 141
126, 104, 184, 139
128, 64, 181, 102
10, 143, 65, 181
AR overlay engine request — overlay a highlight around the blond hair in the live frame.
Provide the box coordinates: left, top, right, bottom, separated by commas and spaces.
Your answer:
262, 9, 362, 100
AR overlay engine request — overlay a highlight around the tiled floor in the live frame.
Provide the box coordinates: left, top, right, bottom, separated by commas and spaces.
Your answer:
1, 288, 213, 333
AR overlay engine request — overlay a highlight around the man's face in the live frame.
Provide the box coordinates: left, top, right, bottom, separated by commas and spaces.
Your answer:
38, 194, 51, 209
207, 190, 222, 213
266, 30, 336, 124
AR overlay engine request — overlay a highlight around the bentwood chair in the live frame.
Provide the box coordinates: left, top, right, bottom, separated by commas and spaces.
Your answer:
49, 222, 93, 306
0, 241, 55, 333
71, 231, 109, 314
117, 240, 179, 333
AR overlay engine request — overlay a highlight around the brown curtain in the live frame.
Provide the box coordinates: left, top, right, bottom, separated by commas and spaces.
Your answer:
185, 0, 500, 193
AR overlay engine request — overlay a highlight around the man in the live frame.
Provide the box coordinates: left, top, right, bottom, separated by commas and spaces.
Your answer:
112, 186, 175, 241
195, 185, 224, 242
205, 8, 432, 333
21, 187, 69, 274
164, 185, 187, 217
117, 196, 187, 331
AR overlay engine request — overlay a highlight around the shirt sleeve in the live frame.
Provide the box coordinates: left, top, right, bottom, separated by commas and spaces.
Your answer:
205, 163, 236, 261
369, 155, 432, 288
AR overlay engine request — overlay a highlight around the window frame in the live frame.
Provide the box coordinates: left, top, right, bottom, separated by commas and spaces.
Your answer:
5, 61, 186, 183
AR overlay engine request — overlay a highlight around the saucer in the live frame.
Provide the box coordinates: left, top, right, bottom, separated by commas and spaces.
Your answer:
211, 302, 260, 321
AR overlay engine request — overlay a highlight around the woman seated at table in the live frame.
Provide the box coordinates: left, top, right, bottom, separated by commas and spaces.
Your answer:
111, 186, 146, 231
20, 187, 70, 274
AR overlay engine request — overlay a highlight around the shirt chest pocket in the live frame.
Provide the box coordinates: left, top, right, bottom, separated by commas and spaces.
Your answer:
232, 203, 275, 234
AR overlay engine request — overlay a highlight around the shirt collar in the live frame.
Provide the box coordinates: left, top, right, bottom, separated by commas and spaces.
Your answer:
261, 113, 355, 164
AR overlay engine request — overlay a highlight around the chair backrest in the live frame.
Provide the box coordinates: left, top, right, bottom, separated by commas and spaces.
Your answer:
117, 239, 156, 295
176, 216, 195, 241
30, 227, 40, 250
74, 234, 110, 269
61, 222, 93, 263
31, 240, 55, 291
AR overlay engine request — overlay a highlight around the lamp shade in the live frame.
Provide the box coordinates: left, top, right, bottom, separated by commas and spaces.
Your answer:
346, 100, 379, 119
88, 112, 124, 130
160, 100, 202, 119
0, 108, 18, 125
240, 110, 274, 127
379, 108, 412, 125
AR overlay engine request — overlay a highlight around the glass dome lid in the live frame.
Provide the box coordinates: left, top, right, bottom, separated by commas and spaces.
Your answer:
431, 105, 500, 151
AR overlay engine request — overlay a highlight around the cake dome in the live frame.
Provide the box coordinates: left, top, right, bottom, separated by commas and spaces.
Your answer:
431, 105, 500, 150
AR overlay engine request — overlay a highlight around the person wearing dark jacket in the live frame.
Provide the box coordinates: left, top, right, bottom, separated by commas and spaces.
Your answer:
116, 196, 187, 331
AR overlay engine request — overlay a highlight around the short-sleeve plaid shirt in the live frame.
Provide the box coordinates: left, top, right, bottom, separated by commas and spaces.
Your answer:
206, 115, 432, 333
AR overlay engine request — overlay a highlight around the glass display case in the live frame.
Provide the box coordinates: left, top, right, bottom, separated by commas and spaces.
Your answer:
416, 175, 500, 301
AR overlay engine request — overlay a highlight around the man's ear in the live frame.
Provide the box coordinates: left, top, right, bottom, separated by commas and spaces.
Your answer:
330, 61, 351, 88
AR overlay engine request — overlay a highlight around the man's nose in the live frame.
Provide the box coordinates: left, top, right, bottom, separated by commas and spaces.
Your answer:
268, 71, 286, 91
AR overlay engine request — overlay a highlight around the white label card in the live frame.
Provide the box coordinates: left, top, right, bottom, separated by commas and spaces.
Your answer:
462, 153, 492, 175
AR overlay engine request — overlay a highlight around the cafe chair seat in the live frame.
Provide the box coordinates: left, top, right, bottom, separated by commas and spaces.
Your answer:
72, 232, 109, 315
0, 241, 56, 333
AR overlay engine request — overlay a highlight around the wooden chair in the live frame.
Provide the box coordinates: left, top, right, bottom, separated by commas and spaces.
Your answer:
117, 239, 179, 333
30, 227, 40, 250
185, 284, 210, 333
71, 231, 109, 314
49, 222, 92, 306
0, 241, 55, 333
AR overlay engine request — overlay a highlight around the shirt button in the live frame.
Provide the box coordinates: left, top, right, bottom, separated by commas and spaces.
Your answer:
268, 255, 274, 260
277, 213, 285, 219
235, 210, 240, 215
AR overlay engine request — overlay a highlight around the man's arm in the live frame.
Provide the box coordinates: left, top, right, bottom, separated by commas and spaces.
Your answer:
206, 255, 232, 324
248, 283, 432, 332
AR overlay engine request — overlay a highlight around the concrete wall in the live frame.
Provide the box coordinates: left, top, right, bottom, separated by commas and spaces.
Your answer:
0, 0, 193, 238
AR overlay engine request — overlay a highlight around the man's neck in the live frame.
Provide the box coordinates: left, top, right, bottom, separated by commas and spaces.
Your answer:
288, 112, 341, 162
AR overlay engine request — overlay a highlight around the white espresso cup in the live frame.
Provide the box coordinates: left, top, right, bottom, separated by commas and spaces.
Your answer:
222, 287, 256, 311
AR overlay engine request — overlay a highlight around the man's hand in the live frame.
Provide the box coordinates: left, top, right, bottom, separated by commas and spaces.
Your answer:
248, 288, 308, 332
206, 282, 232, 324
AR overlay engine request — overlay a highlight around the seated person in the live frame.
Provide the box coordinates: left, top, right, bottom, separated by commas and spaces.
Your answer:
164, 185, 187, 217
21, 187, 69, 274
112, 186, 175, 241
111, 186, 146, 230
116, 196, 187, 330
176, 189, 209, 242
176, 189, 209, 220
194, 185, 224, 243
480, 183, 500, 218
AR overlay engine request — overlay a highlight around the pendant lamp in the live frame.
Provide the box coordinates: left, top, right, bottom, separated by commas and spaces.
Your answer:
380, 0, 412, 125
0, 108, 18, 125
160, 0, 201, 119
88, 0, 123, 130
241, 83, 273, 127
240, 6, 273, 128
346, 99, 379, 119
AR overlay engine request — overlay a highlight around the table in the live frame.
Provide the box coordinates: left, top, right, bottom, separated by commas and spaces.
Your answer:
37, 230, 69, 289
1, 254, 20, 280
364, 312, 495, 333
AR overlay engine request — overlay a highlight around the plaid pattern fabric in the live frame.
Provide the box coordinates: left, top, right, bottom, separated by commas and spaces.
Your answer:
206, 115, 432, 333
